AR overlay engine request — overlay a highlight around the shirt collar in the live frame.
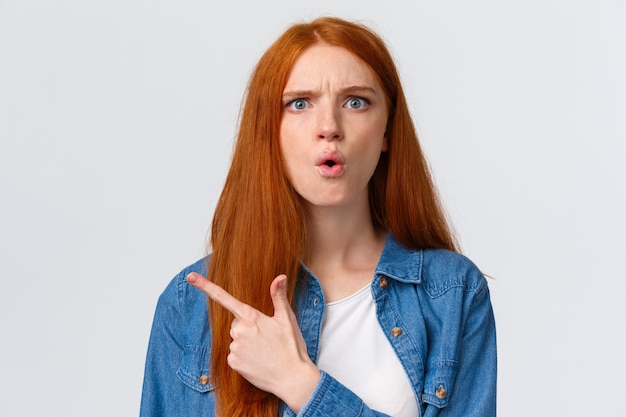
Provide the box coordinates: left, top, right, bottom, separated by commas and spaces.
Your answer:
297, 233, 424, 285
375, 234, 423, 284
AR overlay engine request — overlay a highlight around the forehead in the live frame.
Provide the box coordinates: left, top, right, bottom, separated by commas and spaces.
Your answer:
283, 44, 380, 90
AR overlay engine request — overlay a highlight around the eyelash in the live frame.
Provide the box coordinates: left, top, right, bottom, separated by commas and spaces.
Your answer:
283, 96, 371, 110
345, 97, 370, 109
285, 98, 309, 110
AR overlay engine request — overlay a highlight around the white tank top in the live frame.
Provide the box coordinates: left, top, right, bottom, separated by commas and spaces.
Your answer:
316, 284, 420, 417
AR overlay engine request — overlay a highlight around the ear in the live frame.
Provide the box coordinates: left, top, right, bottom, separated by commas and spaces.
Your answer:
381, 135, 389, 152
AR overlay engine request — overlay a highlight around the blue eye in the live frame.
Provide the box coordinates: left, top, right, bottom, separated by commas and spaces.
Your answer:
345, 97, 368, 109
288, 99, 308, 110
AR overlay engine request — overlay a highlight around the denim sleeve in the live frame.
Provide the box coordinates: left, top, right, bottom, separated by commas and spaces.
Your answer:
281, 372, 391, 417
139, 264, 215, 417
434, 279, 497, 417
140, 276, 185, 416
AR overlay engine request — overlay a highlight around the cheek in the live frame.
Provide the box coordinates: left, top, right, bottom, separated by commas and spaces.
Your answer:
279, 119, 297, 152
278, 134, 304, 185
278, 133, 293, 162
279, 120, 308, 162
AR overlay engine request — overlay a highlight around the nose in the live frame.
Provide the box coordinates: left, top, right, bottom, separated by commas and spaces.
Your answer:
317, 104, 343, 141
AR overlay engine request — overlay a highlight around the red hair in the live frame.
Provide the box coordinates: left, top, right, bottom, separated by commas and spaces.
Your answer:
207, 17, 458, 416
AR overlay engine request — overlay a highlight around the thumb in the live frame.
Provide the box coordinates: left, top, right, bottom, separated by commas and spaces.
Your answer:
270, 274, 291, 319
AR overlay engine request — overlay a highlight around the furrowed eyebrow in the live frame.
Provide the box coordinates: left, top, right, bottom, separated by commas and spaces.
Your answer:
338, 85, 377, 96
281, 90, 316, 101
282, 85, 378, 100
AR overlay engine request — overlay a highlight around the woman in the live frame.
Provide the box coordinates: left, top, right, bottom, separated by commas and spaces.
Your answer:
141, 17, 497, 417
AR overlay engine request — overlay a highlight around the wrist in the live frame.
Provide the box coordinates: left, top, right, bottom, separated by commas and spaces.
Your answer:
275, 362, 321, 413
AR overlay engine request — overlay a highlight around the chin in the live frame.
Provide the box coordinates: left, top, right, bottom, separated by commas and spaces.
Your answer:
305, 195, 356, 209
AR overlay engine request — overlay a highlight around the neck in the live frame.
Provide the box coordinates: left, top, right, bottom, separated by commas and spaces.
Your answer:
304, 197, 387, 274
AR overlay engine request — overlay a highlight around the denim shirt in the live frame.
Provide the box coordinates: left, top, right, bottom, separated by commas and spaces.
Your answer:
140, 234, 497, 417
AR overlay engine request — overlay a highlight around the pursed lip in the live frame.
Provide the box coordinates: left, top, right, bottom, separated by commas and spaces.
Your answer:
315, 150, 345, 166
315, 150, 345, 177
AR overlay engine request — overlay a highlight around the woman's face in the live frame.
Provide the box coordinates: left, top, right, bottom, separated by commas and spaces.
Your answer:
279, 44, 389, 211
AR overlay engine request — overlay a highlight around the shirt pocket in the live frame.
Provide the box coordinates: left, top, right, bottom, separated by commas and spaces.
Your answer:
176, 345, 215, 393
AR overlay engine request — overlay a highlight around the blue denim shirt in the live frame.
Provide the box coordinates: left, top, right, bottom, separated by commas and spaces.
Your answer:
141, 234, 497, 416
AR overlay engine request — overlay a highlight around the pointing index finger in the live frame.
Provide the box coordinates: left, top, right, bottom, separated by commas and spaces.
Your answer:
187, 273, 246, 318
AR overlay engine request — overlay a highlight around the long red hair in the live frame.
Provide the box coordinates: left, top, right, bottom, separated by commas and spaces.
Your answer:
207, 17, 458, 416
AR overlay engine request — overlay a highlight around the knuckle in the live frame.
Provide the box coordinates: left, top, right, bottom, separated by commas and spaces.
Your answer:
240, 306, 258, 321
214, 290, 227, 304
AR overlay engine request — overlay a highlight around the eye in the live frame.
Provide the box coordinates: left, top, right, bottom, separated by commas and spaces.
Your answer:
287, 98, 309, 110
345, 97, 369, 110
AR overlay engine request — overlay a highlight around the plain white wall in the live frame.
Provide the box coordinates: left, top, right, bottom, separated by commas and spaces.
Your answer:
1, 0, 624, 415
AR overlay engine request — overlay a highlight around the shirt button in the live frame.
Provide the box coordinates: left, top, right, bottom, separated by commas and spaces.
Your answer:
379, 278, 388, 288
436, 386, 447, 399
391, 327, 402, 337
313, 298, 319, 306
198, 375, 210, 385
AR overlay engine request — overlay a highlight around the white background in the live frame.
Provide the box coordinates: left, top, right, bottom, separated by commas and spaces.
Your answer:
1, 1, 624, 416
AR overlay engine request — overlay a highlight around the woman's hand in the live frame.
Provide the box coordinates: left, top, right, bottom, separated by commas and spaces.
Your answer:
186, 272, 321, 413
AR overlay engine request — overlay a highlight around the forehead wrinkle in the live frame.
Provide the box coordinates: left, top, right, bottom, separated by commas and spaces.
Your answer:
284, 68, 376, 90
283, 45, 381, 95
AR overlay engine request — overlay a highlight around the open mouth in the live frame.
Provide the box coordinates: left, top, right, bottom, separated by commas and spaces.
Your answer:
316, 150, 345, 177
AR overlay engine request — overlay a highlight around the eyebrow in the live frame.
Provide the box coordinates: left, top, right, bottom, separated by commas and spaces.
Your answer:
282, 85, 378, 99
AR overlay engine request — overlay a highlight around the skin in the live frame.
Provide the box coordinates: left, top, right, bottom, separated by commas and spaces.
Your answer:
186, 272, 318, 412
187, 43, 390, 412
279, 43, 389, 211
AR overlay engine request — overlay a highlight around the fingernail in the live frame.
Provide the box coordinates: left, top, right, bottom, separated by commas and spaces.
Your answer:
278, 275, 286, 289
187, 273, 197, 283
